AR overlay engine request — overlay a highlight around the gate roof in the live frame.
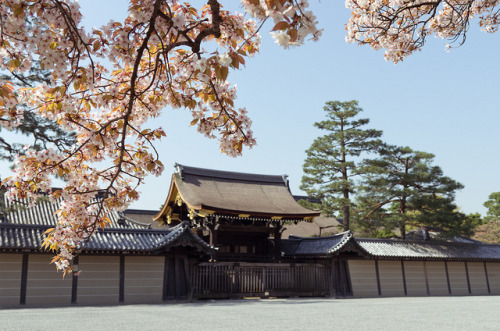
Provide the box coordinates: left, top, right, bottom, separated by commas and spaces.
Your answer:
154, 164, 321, 222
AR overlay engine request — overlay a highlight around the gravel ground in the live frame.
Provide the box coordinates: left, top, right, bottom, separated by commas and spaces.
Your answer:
1, 296, 499, 331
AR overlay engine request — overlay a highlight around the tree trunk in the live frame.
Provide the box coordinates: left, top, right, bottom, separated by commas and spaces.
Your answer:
340, 118, 350, 231
342, 204, 350, 232
399, 220, 406, 240
400, 195, 407, 240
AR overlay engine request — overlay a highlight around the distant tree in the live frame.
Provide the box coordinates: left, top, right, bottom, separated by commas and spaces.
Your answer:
457, 212, 485, 237
0, 62, 75, 162
473, 218, 500, 244
301, 100, 382, 231
414, 200, 484, 238
483, 192, 500, 222
357, 145, 463, 239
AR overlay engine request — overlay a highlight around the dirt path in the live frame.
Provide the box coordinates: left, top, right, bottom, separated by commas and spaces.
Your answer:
1, 296, 499, 331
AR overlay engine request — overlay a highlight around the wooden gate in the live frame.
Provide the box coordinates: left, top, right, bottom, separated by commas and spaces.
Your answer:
163, 253, 191, 300
331, 257, 352, 297
191, 262, 331, 299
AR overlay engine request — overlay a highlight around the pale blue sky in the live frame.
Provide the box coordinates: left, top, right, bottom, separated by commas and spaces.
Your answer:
2, 1, 500, 215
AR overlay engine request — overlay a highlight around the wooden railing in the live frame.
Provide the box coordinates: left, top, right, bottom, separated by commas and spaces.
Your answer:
191, 262, 331, 299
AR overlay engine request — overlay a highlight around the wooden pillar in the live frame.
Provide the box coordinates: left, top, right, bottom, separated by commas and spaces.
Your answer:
464, 261, 471, 294
208, 224, 218, 261
162, 255, 170, 301
444, 261, 452, 295
423, 261, 430, 295
274, 224, 282, 261
401, 260, 407, 296
484, 262, 491, 294
183, 255, 192, 301
375, 259, 381, 296
71, 256, 79, 304
20, 253, 29, 305
119, 255, 125, 303
174, 253, 181, 299
329, 258, 336, 297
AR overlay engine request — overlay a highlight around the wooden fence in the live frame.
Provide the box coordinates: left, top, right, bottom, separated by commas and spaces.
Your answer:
191, 262, 331, 299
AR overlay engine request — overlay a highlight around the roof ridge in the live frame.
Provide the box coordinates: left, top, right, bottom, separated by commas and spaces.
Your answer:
356, 237, 500, 247
289, 230, 352, 241
0, 222, 171, 234
117, 211, 152, 228
176, 163, 287, 184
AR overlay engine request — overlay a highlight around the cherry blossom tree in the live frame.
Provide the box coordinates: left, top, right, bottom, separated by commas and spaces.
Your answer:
346, 0, 500, 63
0, 0, 322, 273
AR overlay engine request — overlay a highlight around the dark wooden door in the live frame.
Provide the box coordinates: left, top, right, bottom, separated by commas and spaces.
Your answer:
331, 257, 352, 297
163, 253, 191, 300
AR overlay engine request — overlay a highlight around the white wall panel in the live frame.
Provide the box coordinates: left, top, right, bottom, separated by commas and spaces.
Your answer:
26, 254, 72, 305
77, 256, 120, 305
348, 260, 378, 297
124, 256, 164, 304
0, 254, 22, 306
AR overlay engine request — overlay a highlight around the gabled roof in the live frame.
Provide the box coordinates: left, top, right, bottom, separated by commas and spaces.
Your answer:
282, 232, 500, 262
282, 231, 369, 258
154, 164, 321, 221
0, 221, 216, 255
357, 238, 500, 261
1, 194, 150, 230
0, 193, 214, 255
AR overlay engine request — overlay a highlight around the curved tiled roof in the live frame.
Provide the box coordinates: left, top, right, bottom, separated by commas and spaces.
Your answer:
155, 164, 321, 220
283, 231, 366, 257
357, 238, 500, 261
150, 221, 215, 253
1, 195, 149, 230
282, 232, 500, 261
0, 222, 215, 254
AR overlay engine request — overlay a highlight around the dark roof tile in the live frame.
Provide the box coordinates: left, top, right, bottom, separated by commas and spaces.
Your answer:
1, 195, 149, 229
356, 238, 500, 261
281, 232, 500, 261
169, 164, 320, 218
0, 222, 215, 254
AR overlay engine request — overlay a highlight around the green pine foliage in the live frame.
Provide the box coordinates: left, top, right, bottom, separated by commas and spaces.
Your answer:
356, 145, 464, 239
301, 100, 382, 231
483, 192, 500, 222
0, 62, 75, 162
473, 218, 500, 244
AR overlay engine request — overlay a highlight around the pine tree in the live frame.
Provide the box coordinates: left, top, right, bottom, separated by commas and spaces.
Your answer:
483, 192, 500, 222
0, 62, 75, 161
357, 145, 464, 239
301, 100, 382, 231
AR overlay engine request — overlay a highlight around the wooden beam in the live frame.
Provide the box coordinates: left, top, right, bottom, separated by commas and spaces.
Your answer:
217, 225, 276, 233
423, 261, 430, 295
444, 261, 451, 295
375, 259, 381, 296
119, 255, 125, 303
400, 260, 407, 296
71, 256, 79, 304
162, 256, 169, 301
19, 253, 28, 305
484, 262, 491, 294
274, 225, 282, 261
183, 255, 192, 301
174, 254, 181, 299
464, 261, 471, 294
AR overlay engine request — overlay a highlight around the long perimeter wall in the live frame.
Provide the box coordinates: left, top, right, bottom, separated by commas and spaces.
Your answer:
0, 253, 178, 307
348, 259, 500, 297
3, 253, 500, 306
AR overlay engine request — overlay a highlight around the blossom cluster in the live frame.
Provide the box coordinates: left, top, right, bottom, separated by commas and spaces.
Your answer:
241, 0, 323, 48
0, 0, 322, 273
345, 0, 500, 63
